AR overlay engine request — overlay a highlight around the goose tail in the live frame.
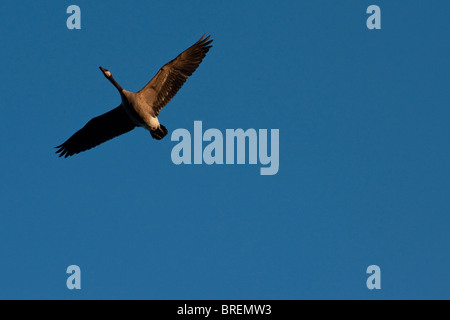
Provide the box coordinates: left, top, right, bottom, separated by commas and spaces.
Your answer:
150, 124, 168, 140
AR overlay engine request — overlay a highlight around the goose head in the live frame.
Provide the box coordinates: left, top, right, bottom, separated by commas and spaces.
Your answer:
99, 66, 112, 78
99, 66, 124, 93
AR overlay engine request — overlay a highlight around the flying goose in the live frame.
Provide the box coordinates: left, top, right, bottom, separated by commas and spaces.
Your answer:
55, 34, 213, 157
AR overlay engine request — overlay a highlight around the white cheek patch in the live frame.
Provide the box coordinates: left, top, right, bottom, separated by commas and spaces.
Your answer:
105, 71, 111, 77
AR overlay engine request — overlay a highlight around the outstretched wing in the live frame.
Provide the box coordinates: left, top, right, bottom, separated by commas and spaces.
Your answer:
138, 34, 213, 116
55, 106, 137, 157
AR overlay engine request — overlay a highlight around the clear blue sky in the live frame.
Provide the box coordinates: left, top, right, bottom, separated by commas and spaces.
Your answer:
0, 1, 449, 299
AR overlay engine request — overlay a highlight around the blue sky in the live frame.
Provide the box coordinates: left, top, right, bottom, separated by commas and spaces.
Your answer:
0, 1, 449, 299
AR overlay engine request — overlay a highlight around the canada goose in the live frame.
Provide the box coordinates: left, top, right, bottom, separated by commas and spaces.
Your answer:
55, 34, 213, 157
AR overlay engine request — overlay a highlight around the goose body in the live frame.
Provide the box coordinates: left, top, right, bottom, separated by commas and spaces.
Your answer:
56, 35, 213, 157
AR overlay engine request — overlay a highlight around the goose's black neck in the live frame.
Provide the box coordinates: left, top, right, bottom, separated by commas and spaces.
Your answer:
108, 76, 123, 93
99, 66, 123, 93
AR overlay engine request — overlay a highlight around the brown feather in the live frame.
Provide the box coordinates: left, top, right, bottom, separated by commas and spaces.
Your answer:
139, 34, 213, 116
